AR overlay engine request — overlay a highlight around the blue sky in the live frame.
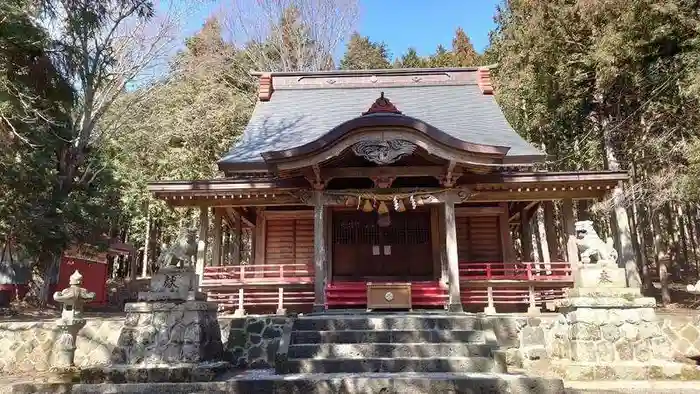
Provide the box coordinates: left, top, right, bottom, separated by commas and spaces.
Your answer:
358, 0, 500, 60
184, 0, 501, 62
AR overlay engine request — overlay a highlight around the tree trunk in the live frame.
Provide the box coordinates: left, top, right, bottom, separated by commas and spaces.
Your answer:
543, 201, 560, 260
141, 211, 151, 278
664, 204, 679, 281
636, 203, 652, 291
652, 212, 671, 305
675, 204, 690, 277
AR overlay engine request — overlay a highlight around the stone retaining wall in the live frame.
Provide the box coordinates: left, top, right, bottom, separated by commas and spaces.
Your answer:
1, 312, 699, 375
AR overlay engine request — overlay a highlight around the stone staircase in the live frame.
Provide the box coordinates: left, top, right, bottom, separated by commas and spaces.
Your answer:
277, 313, 506, 374
267, 312, 565, 393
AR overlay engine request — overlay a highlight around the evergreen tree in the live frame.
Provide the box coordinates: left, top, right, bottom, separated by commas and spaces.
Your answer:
428, 44, 455, 67
339, 32, 391, 70
452, 27, 480, 66
393, 47, 428, 68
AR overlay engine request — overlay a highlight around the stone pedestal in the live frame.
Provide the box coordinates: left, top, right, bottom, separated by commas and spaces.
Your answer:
82, 267, 228, 383
53, 320, 86, 369
51, 270, 95, 371
543, 265, 691, 380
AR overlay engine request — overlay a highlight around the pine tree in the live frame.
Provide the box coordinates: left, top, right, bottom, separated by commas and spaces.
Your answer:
339, 32, 391, 70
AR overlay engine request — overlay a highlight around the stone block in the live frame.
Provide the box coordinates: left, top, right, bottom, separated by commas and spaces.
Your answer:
570, 340, 598, 362
596, 340, 615, 362
638, 321, 661, 339
620, 322, 640, 341
549, 338, 570, 359
569, 322, 600, 340
600, 323, 621, 342
520, 325, 545, 347
573, 266, 627, 288
633, 339, 652, 362
650, 336, 674, 360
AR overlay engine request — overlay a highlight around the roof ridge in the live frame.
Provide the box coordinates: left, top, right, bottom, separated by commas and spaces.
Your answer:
249, 67, 488, 77
273, 81, 479, 90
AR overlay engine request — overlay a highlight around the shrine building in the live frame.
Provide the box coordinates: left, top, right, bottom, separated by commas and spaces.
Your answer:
147, 67, 631, 315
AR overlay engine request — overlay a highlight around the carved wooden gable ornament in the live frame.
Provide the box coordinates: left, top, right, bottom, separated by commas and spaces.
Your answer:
362, 92, 402, 115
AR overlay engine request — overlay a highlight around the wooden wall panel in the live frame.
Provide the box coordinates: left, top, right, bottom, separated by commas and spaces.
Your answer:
265, 218, 314, 276
456, 216, 502, 262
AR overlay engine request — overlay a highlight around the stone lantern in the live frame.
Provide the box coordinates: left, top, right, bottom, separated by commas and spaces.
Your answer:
52, 270, 95, 369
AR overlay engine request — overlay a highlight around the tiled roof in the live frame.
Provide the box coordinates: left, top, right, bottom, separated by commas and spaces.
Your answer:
219, 68, 543, 166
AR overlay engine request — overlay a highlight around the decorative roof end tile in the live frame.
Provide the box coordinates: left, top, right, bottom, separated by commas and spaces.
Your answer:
362, 92, 402, 115
259, 73, 273, 101
477, 67, 494, 95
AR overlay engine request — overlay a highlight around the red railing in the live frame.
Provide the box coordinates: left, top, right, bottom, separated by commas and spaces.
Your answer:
460, 288, 567, 305
326, 281, 448, 309
202, 263, 314, 287
198, 261, 574, 313
201, 263, 315, 314
459, 261, 572, 281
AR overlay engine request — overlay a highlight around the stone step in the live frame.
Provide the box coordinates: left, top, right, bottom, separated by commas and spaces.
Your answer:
288, 343, 495, 359
290, 329, 486, 344
280, 357, 506, 374
293, 316, 481, 331
10, 372, 566, 394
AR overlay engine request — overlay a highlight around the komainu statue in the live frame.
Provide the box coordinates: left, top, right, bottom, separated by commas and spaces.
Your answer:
157, 228, 198, 269
575, 220, 618, 265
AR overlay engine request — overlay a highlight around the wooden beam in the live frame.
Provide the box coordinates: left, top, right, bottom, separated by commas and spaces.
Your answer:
322, 166, 444, 180
163, 194, 303, 207
470, 189, 606, 202
264, 210, 314, 219
226, 207, 255, 228
455, 206, 505, 217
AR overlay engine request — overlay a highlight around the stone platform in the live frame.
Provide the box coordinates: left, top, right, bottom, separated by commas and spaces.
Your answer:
78, 266, 228, 383
9, 371, 566, 394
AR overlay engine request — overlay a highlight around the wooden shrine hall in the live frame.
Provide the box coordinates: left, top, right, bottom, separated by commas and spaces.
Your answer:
148, 67, 631, 315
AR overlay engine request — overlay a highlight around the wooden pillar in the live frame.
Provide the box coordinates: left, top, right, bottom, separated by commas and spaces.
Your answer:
254, 208, 266, 266
233, 214, 242, 265
610, 184, 641, 288
561, 199, 580, 284
432, 205, 448, 286
520, 210, 533, 262
498, 202, 514, 263
223, 227, 231, 266
195, 206, 209, 289
212, 208, 223, 267
312, 191, 327, 312
527, 285, 539, 315
444, 202, 463, 312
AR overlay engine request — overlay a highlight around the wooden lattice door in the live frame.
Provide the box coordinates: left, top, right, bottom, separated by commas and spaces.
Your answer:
332, 210, 433, 280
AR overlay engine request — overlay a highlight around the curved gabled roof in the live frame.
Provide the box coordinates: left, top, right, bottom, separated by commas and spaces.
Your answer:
218, 68, 544, 171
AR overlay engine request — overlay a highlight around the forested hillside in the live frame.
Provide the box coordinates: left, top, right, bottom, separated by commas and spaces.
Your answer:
2, 0, 700, 306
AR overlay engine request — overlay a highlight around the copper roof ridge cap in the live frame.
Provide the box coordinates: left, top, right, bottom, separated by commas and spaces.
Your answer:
271, 81, 480, 90
249, 67, 484, 77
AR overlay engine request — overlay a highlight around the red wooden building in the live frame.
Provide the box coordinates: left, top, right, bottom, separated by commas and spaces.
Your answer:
148, 67, 632, 315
